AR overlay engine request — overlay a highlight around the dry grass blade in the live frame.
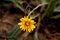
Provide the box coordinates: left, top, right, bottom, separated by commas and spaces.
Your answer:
51, 15, 60, 19
32, 14, 40, 19
34, 15, 40, 40
34, 31, 39, 40
28, 3, 47, 17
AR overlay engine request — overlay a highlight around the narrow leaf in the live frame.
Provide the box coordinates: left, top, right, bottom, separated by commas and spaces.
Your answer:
7, 25, 20, 37
44, 0, 57, 17
51, 15, 60, 19
14, 29, 21, 37
41, 0, 47, 3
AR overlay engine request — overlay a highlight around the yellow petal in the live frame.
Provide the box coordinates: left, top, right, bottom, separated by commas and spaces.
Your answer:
18, 16, 36, 32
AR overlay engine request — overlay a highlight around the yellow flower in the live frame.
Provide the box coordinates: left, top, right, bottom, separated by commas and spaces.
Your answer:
18, 16, 36, 32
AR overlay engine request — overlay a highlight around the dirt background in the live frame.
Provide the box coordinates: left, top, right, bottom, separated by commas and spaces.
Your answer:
0, 0, 60, 40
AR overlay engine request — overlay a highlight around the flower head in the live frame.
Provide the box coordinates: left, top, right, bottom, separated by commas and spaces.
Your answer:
18, 16, 36, 32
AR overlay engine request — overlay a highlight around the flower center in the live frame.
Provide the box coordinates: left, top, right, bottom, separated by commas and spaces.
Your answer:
25, 21, 30, 26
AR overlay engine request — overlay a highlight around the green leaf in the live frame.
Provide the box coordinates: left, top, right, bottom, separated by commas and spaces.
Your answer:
7, 25, 29, 40
7, 25, 20, 37
44, 0, 57, 17
57, 0, 60, 4
7, 25, 22, 40
41, 0, 47, 3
